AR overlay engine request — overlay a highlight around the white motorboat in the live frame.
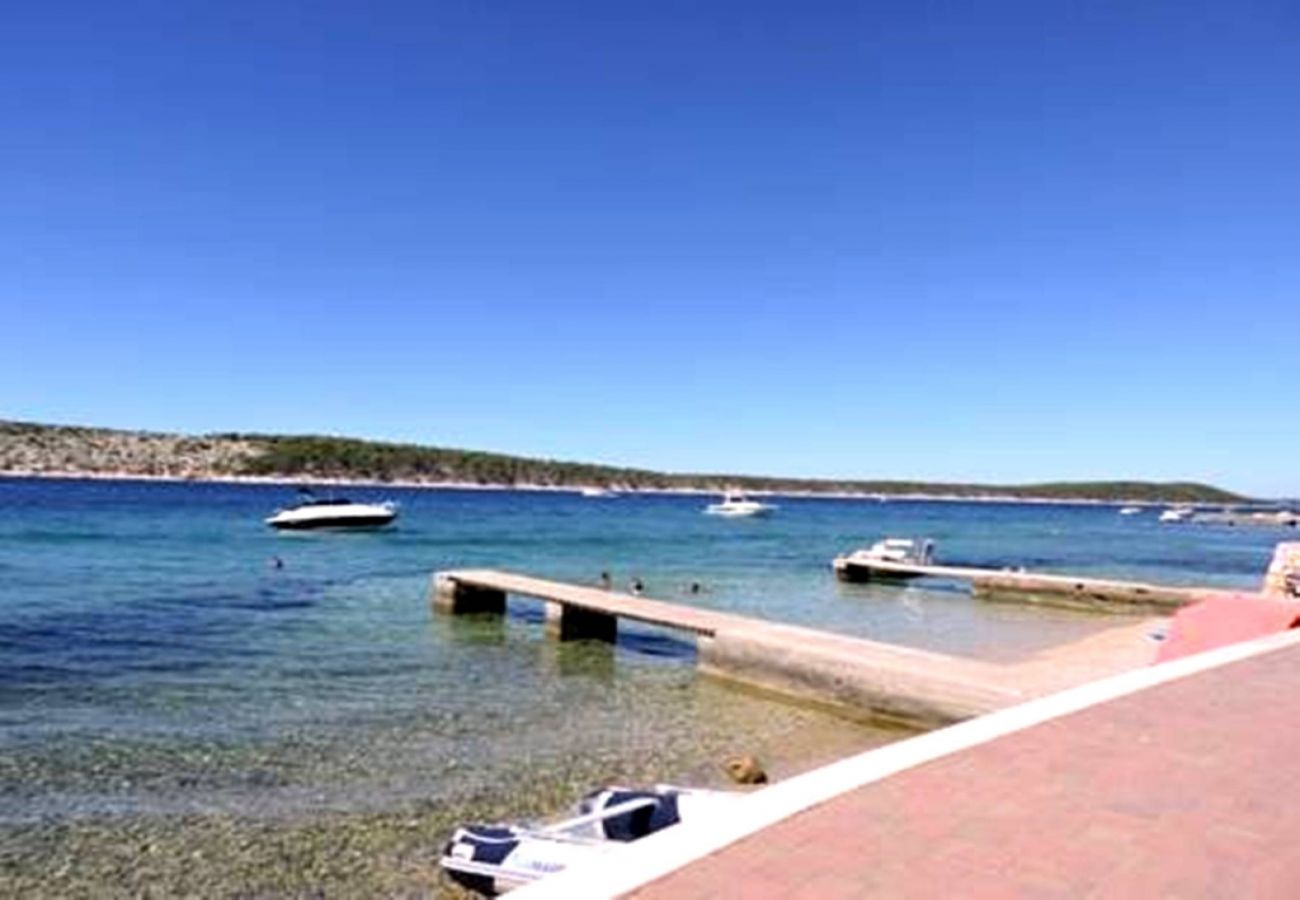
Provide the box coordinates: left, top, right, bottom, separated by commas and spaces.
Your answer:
704, 490, 775, 517
1119, 506, 1143, 516
579, 487, 616, 498
832, 537, 935, 582
849, 537, 935, 566
1158, 507, 1194, 523
265, 495, 398, 530
441, 784, 739, 895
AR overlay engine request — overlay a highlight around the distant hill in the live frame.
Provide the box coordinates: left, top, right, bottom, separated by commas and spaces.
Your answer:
0, 420, 1248, 503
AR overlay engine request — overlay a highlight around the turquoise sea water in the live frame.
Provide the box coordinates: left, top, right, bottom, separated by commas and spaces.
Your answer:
0, 477, 1286, 893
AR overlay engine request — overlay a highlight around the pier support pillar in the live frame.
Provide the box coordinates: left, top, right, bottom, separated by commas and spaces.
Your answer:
1263, 543, 1300, 598
545, 601, 618, 642
431, 574, 507, 616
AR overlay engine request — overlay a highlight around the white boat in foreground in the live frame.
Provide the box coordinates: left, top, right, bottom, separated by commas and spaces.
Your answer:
704, 490, 776, 517
441, 784, 740, 895
1158, 507, 1194, 523
265, 496, 398, 530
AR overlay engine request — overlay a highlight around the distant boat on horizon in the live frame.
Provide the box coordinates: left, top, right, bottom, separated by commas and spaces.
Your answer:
704, 490, 776, 518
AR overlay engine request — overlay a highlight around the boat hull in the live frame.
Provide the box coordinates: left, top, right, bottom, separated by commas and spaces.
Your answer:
265, 501, 399, 530
834, 557, 926, 583
267, 513, 397, 530
705, 507, 772, 517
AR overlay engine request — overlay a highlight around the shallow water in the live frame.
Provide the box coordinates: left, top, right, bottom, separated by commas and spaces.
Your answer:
0, 478, 1284, 894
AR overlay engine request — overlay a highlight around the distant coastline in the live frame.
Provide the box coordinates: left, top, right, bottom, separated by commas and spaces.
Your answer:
0, 470, 1191, 507
0, 419, 1248, 505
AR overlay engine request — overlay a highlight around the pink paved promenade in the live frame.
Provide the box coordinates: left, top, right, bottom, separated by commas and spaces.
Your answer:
629, 639, 1300, 898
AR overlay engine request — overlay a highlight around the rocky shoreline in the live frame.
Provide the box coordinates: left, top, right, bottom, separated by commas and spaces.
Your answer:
0, 470, 1212, 508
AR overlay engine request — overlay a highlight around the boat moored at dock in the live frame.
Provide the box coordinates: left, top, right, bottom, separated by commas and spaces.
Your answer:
833, 537, 936, 581
830, 544, 1209, 613
859, 537, 935, 565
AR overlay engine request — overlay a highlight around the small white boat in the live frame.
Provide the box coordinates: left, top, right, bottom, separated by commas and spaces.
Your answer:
579, 487, 616, 498
1119, 506, 1143, 516
265, 495, 398, 530
704, 490, 775, 517
832, 537, 936, 583
849, 537, 935, 566
1158, 507, 1194, 523
441, 785, 739, 895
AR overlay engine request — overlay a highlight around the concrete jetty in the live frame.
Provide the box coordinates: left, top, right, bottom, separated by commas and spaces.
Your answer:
433, 570, 752, 638
432, 569, 1159, 728
833, 555, 1207, 612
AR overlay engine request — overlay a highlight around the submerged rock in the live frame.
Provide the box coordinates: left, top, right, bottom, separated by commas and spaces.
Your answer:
723, 754, 767, 785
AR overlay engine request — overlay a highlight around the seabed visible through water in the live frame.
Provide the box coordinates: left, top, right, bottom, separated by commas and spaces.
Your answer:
0, 478, 1281, 895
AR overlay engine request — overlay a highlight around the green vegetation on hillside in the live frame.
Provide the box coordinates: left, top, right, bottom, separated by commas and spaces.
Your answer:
234, 434, 673, 488
0, 420, 1248, 503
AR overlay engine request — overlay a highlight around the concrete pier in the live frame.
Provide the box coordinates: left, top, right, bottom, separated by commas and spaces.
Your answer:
545, 600, 618, 642
432, 569, 1160, 728
834, 556, 1206, 612
696, 623, 1020, 728
969, 570, 1200, 612
432, 569, 748, 635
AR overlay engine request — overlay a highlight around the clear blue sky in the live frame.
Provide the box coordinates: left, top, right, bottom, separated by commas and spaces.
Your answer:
2, 1, 1297, 496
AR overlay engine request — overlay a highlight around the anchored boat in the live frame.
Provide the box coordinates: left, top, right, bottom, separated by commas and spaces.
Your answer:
704, 490, 776, 517
265, 495, 398, 530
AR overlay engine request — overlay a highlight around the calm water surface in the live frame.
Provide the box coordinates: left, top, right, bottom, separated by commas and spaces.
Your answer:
0, 478, 1283, 894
